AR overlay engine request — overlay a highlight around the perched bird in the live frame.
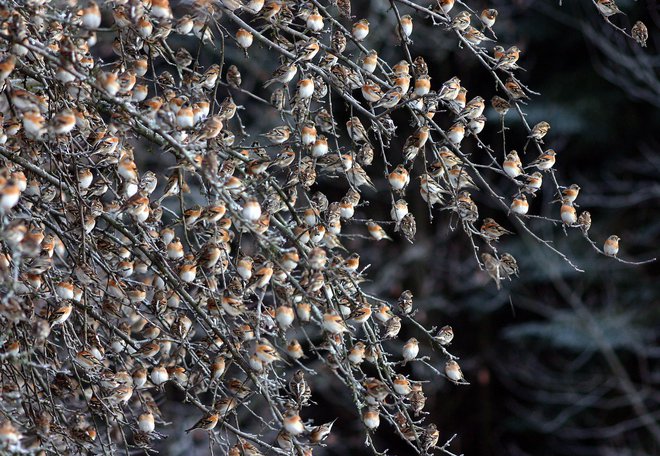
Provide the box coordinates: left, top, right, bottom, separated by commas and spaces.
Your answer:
480, 218, 513, 242
186, 413, 219, 433
510, 194, 529, 215
503, 151, 523, 178
631, 21, 648, 47
481, 253, 502, 290
445, 360, 467, 384
451, 11, 471, 31
527, 121, 550, 142
603, 235, 620, 257
595, 0, 623, 17
282, 409, 305, 435
561, 202, 577, 225
578, 211, 592, 234
367, 221, 392, 241
480, 8, 498, 29
402, 337, 419, 364
527, 149, 556, 171
387, 164, 410, 192
435, 325, 454, 345
309, 419, 336, 444
352, 19, 370, 41
262, 126, 291, 144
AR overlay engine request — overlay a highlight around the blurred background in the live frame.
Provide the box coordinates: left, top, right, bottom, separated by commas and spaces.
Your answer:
105, 0, 658, 454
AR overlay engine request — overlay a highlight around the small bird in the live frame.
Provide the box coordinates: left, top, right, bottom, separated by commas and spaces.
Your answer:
374, 86, 403, 109
323, 313, 349, 333
236, 28, 254, 49
503, 151, 523, 178
435, 325, 454, 345
561, 202, 577, 225
578, 211, 592, 234
481, 252, 503, 290
480, 8, 498, 29
445, 360, 466, 384
491, 95, 511, 117
398, 14, 413, 42
367, 221, 392, 241
306, 8, 324, 32
309, 419, 336, 444
480, 218, 513, 242
264, 63, 297, 87
451, 11, 471, 31
527, 149, 556, 171
361, 81, 383, 103
438, 76, 461, 101
346, 117, 370, 143
457, 96, 485, 120
383, 316, 402, 339
510, 194, 529, 215
49, 304, 73, 327
527, 121, 550, 142
595, 0, 623, 17
500, 253, 519, 277
186, 413, 219, 433
494, 46, 521, 70
352, 19, 370, 41
556, 184, 581, 204
631, 21, 648, 47
294, 38, 321, 63
262, 126, 291, 144
388, 164, 411, 192
603, 235, 620, 257
392, 374, 412, 395
447, 122, 465, 145
402, 337, 419, 364
523, 172, 543, 194
362, 407, 380, 430
283, 409, 305, 435
438, 0, 455, 14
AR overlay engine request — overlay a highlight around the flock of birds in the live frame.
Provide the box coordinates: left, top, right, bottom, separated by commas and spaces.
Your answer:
0, 0, 643, 454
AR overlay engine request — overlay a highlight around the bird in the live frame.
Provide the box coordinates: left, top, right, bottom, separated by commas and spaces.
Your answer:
555, 184, 581, 204
294, 38, 320, 63
510, 194, 529, 215
186, 413, 219, 433
480, 8, 498, 29
309, 419, 336, 444
527, 149, 556, 171
603, 235, 620, 257
264, 63, 297, 87
374, 86, 403, 109
366, 221, 392, 241
435, 325, 454, 345
261, 126, 291, 144
503, 151, 523, 178
445, 360, 467, 384
49, 304, 73, 327
352, 19, 370, 41
561, 202, 577, 225
481, 253, 502, 290
451, 11, 471, 31
388, 164, 410, 192
595, 0, 623, 17
631, 21, 648, 47
578, 211, 592, 234
402, 337, 419, 364
361, 81, 383, 103
527, 121, 550, 142
282, 409, 305, 435
480, 218, 513, 241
